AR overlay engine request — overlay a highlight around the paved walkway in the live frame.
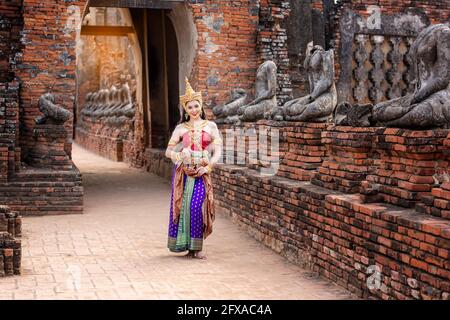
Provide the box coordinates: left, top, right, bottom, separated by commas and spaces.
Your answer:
0, 143, 355, 300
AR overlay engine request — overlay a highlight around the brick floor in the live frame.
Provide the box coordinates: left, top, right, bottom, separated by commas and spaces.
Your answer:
0, 144, 356, 300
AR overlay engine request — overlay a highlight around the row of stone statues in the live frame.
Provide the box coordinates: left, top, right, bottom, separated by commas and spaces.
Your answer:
212, 42, 338, 125
81, 83, 136, 127
213, 24, 450, 129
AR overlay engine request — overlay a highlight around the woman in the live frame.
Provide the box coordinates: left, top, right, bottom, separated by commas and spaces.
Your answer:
165, 78, 222, 259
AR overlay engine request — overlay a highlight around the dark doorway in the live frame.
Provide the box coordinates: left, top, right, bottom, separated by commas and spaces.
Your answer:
147, 9, 179, 149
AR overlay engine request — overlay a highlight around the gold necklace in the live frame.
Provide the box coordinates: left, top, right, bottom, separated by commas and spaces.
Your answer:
183, 120, 208, 131
184, 120, 207, 151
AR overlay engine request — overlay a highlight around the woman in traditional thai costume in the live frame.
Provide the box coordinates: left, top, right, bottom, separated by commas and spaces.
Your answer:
165, 78, 222, 259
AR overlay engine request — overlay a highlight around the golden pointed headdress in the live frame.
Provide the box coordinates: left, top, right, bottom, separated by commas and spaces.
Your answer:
180, 78, 202, 110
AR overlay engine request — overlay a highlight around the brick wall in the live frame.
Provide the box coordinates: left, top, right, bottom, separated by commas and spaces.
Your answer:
256, 0, 292, 105
0, 0, 23, 83
212, 122, 450, 300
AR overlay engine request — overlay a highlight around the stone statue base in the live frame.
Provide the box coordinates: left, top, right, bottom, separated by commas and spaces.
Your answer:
275, 121, 327, 181
29, 124, 73, 170
361, 128, 450, 208
311, 125, 379, 193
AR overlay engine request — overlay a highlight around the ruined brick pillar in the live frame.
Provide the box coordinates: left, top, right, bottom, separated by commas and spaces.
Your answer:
0, 81, 21, 182
0, 206, 22, 277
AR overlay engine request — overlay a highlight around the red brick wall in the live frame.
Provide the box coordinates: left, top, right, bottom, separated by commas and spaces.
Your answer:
256, 0, 292, 105
189, 0, 260, 115
212, 122, 450, 300
0, 0, 23, 83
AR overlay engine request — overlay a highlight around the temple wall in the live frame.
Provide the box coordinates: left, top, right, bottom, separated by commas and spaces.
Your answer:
210, 122, 450, 300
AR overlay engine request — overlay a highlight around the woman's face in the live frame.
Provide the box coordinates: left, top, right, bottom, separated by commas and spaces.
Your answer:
185, 100, 202, 120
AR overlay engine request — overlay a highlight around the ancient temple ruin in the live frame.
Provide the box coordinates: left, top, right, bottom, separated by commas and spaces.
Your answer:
0, 0, 449, 299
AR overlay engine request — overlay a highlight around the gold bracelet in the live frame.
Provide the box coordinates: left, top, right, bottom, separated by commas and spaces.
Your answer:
168, 137, 179, 146
171, 151, 181, 163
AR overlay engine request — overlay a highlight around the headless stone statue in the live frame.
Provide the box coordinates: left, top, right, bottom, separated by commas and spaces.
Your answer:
269, 43, 337, 122
232, 60, 277, 123
102, 86, 121, 118
83, 93, 94, 113
35, 93, 73, 125
115, 83, 135, 118
336, 24, 450, 129
82, 92, 99, 117
212, 88, 247, 124
91, 89, 110, 120
373, 24, 450, 128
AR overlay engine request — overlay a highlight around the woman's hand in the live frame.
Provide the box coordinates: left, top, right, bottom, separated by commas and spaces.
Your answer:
194, 165, 210, 178
200, 157, 209, 167
183, 166, 198, 177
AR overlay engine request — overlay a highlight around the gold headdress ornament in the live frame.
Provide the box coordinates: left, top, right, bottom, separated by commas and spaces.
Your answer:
180, 77, 203, 110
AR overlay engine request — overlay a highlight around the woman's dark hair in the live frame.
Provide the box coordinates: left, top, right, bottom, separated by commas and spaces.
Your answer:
179, 100, 206, 124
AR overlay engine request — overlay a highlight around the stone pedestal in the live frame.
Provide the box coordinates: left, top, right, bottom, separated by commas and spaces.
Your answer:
276, 121, 327, 181
362, 128, 450, 208
30, 124, 72, 170
311, 125, 379, 193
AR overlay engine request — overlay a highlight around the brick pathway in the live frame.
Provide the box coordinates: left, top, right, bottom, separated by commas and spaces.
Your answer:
0, 144, 355, 300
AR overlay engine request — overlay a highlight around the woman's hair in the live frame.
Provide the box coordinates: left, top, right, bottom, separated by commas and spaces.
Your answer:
179, 100, 206, 123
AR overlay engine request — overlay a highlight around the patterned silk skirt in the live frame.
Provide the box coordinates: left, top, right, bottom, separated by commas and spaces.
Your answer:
168, 165, 206, 252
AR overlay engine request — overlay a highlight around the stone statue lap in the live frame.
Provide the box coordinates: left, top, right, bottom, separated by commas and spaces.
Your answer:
212, 88, 247, 124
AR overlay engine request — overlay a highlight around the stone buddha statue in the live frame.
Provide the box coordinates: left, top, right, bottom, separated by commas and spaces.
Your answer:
102, 86, 121, 118
116, 83, 135, 119
228, 60, 277, 123
212, 88, 247, 124
372, 24, 450, 128
335, 24, 450, 129
268, 43, 337, 122
81, 92, 96, 118
91, 89, 110, 119
83, 92, 94, 112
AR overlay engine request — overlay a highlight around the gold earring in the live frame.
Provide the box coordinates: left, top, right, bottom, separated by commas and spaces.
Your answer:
185, 113, 189, 120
